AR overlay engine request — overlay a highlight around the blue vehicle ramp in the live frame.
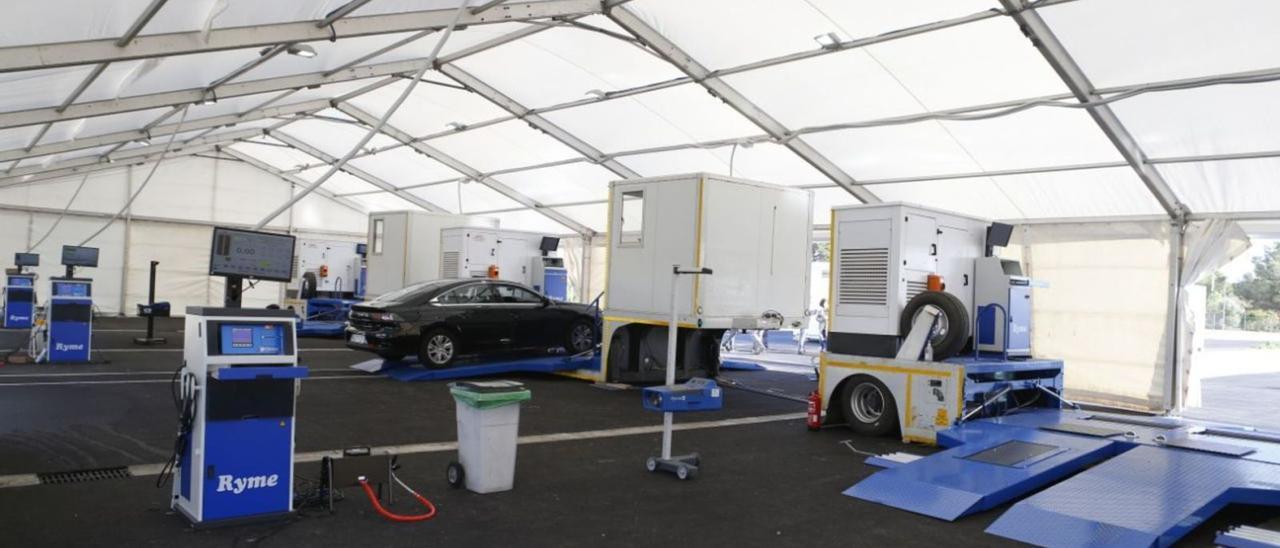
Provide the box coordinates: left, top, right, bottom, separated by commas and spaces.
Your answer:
847, 409, 1280, 547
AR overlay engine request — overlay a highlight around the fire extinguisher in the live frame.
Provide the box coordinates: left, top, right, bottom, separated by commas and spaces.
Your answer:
807, 390, 822, 431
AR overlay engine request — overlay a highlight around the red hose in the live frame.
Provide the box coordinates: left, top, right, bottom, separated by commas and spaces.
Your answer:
358, 479, 437, 522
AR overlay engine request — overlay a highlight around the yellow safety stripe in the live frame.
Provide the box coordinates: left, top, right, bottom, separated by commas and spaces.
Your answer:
822, 359, 953, 378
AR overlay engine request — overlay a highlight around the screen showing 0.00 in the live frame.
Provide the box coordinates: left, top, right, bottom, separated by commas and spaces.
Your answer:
210, 229, 294, 281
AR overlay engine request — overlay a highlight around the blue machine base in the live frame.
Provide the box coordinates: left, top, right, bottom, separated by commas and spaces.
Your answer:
846, 408, 1280, 547
352, 353, 600, 382
720, 359, 765, 371
296, 321, 346, 337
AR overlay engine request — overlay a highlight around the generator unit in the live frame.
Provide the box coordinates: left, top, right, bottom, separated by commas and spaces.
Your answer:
439, 228, 567, 299
600, 173, 813, 383
828, 202, 1031, 359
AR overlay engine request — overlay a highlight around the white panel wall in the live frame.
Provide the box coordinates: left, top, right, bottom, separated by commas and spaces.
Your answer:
0, 156, 367, 315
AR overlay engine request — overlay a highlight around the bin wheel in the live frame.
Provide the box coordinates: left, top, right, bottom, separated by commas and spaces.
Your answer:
447, 461, 465, 488
676, 464, 693, 481
645, 457, 658, 473
689, 453, 701, 467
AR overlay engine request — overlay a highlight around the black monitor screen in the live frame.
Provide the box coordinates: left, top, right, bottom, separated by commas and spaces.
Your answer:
61, 246, 99, 267
986, 223, 1014, 249
209, 227, 296, 282
14, 253, 38, 267
539, 236, 560, 253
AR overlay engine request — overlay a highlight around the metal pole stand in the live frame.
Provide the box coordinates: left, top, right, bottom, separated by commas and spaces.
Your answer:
645, 265, 712, 481
134, 260, 167, 345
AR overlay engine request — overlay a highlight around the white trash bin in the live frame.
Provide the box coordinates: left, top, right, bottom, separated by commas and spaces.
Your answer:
448, 380, 531, 494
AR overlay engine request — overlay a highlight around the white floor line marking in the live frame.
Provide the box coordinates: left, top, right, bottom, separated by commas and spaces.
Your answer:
0, 413, 804, 488
0, 375, 380, 387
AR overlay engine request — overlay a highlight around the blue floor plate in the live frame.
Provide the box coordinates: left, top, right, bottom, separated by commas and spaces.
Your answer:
720, 359, 766, 371
987, 445, 1280, 547
350, 353, 599, 382
846, 423, 1121, 521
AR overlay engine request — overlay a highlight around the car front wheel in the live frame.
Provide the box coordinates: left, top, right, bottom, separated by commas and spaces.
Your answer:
419, 329, 458, 369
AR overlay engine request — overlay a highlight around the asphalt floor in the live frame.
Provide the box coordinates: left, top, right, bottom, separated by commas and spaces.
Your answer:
0, 317, 1271, 546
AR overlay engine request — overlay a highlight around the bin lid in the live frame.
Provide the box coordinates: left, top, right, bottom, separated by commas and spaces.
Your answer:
449, 380, 531, 409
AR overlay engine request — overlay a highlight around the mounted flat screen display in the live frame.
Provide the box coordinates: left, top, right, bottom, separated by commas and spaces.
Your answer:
61, 246, 99, 267
14, 253, 38, 267
209, 227, 296, 282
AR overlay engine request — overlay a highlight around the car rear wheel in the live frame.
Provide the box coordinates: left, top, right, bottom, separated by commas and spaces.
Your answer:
566, 319, 596, 354
419, 329, 458, 369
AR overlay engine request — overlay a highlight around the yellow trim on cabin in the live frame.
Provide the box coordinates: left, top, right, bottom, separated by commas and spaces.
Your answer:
604, 316, 698, 329
822, 359, 953, 378
826, 208, 834, 330
904, 373, 914, 428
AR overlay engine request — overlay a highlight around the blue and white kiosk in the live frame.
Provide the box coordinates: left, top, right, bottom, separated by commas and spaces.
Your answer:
34, 245, 98, 363
169, 227, 309, 528
3, 253, 39, 329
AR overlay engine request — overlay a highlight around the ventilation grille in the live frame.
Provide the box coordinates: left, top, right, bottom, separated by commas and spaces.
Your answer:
838, 248, 889, 306
441, 251, 460, 278
38, 466, 131, 485
906, 280, 928, 300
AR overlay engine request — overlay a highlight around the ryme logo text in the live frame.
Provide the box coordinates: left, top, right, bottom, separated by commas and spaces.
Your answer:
54, 342, 85, 352
216, 474, 279, 494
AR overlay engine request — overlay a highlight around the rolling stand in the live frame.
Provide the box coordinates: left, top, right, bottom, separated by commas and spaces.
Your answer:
134, 260, 169, 345
644, 266, 720, 480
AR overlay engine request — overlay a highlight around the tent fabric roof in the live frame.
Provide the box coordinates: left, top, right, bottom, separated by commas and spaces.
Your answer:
1, 0, 1276, 235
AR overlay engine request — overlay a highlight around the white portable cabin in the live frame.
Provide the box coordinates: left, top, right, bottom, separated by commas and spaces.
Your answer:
595, 173, 813, 383
291, 239, 363, 295
828, 202, 988, 356
363, 211, 498, 298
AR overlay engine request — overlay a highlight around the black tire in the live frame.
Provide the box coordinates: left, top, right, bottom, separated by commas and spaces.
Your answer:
565, 319, 596, 354
446, 461, 465, 488
841, 375, 900, 437
899, 290, 970, 361
419, 328, 458, 369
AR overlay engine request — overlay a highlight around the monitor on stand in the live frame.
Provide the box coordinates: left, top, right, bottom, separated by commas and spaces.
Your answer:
209, 227, 296, 308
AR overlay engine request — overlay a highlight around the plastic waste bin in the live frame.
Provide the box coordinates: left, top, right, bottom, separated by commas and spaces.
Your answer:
447, 380, 532, 494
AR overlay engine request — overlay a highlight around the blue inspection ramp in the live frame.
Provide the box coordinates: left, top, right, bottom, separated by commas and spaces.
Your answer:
847, 408, 1280, 547
351, 352, 600, 382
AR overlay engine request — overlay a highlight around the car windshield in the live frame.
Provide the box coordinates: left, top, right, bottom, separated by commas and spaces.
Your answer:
370, 280, 453, 305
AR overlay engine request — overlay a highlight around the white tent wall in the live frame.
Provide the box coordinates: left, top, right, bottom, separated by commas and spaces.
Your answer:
1007, 221, 1176, 411
0, 156, 367, 315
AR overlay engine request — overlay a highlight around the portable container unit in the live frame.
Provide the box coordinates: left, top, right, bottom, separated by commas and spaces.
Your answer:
364, 211, 498, 298
597, 173, 813, 383
827, 202, 989, 358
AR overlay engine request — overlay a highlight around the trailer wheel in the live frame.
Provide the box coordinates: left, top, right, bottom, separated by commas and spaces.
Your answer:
900, 290, 970, 361
841, 375, 899, 436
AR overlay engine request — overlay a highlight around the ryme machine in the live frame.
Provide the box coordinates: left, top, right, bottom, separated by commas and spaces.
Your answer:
167, 227, 309, 527
4, 252, 39, 328
35, 245, 99, 363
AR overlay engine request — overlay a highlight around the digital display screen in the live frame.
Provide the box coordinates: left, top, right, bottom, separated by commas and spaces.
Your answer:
209, 227, 296, 282
52, 281, 90, 297
9, 276, 33, 287
14, 253, 38, 267
229, 327, 254, 348
61, 246, 99, 267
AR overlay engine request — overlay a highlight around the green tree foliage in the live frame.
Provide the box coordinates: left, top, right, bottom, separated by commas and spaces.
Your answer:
1234, 242, 1280, 312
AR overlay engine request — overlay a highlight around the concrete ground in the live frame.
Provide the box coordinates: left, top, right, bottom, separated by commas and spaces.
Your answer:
0, 318, 1271, 546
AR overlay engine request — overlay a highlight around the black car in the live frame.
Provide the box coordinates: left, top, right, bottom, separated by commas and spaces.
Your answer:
345, 279, 599, 368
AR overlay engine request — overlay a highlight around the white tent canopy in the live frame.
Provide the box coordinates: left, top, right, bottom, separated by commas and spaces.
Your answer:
0, 0, 1273, 411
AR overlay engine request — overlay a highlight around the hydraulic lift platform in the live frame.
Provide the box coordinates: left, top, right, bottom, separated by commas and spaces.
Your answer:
848, 408, 1280, 547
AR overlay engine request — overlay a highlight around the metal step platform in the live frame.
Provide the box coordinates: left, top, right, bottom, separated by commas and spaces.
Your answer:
847, 408, 1280, 547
